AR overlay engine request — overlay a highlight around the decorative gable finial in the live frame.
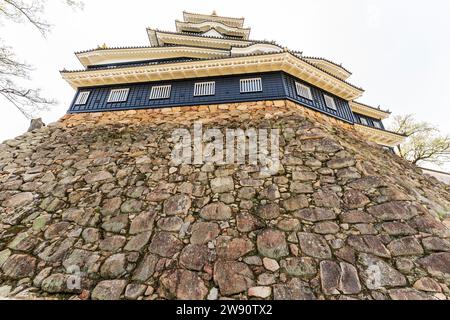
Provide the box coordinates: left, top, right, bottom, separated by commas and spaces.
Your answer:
98, 43, 108, 49
212, 10, 217, 16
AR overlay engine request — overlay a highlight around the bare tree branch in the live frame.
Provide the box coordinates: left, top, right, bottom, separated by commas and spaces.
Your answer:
391, 114, 437, 137
2, 0, 49, 35
1, 0, 83, 35
0, 0, 83, 119
0, 44, 32, 77
390, 115, 450, 167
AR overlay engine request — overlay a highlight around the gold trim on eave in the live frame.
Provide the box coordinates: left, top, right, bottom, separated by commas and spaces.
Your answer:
183, 11, 245, 28
76, 46, 230, 67
304, 57, 352, 81
61, 52, 364, 100
350, 101, 390, 120
355, 124, 405, 147
147, 29, 254, 49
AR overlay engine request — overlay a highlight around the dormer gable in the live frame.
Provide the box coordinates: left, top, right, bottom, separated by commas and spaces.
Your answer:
202, 29, 225, 38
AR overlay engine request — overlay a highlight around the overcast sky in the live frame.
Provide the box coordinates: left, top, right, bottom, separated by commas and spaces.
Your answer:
1, 0, 449, 170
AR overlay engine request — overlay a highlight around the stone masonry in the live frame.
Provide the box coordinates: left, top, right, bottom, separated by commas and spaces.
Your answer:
0, 100, 449, 300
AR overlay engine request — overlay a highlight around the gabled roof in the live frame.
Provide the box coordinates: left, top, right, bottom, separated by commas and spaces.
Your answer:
175, 20, 251, 39
183, 11, 245, 28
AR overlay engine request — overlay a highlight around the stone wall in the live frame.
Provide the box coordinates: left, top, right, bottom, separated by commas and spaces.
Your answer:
0, 100, 449, 300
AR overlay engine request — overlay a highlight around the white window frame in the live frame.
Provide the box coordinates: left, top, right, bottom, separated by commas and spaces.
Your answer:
324, 94, 337, 110
74, 91, 90, 105
295, 82, 313, 100
107, 88, 130, 103
149, 85, 172, 100
360, 117, 369, 126
194, 81, 216, 97
240, 78, 262, 93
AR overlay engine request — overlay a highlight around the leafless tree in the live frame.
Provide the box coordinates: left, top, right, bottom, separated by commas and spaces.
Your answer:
390, 114, 450, 166
0, 0, 82, 119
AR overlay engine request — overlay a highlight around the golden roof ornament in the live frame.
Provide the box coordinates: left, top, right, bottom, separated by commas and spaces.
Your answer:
212, 10, 217, 16
98, 43, 108, 49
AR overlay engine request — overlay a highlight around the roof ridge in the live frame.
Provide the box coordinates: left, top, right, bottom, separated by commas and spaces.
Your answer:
352, 100, 391, 114
75, 44, 230, 55
148, 28, 278, 45
183, 11, 245, 22
175, 20, 251, 31
292, 53, 363, 91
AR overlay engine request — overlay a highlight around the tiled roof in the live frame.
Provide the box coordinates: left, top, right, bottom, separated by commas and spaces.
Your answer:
75, 43, 227, 55
148, 28, 279, 46
62, 51, 270, 73
183, 11, 245, 22
76, 35, 351, 82
303, 56, 352, 75
75, 45, 162, 55
353, 101, 391, 114
62, 50, 364, 92
357, 123, 407, 137
175, 20, 251, 32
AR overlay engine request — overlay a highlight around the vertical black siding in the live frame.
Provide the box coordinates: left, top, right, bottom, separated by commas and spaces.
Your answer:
281, 73, 354, 124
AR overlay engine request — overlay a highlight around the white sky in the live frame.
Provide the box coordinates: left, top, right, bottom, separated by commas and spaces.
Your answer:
1, 0, 449, 170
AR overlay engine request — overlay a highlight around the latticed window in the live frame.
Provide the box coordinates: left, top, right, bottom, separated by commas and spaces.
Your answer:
374, 121, 382, 129
324, 94, 337, 110
149, 85, 172, 100
107, 88, 130, 103
194, 82, 216, 96
240, 78, 262, 93
74, 91, 90, 105
360, 117, 369, 126
295, 82, 313, 100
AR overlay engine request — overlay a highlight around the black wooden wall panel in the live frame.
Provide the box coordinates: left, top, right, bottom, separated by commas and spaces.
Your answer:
70, 72, 285, 113
281, 73, 355, 124
68, 71, 370, 126
353, 112, 385, 130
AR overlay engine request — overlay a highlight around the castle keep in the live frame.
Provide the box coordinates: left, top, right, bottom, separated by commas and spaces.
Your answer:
62, 11, 405, 148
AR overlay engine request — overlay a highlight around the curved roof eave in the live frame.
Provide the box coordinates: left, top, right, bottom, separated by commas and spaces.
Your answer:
61, 52, 364, 100
303, 57, 352, 81
175, 20, 251, 38
350, 101, 391, 119
75, 45, 230, 67
147, 28, 279, 47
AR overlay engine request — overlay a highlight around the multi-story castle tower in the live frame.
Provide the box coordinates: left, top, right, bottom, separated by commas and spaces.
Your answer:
61, 11, 405, 148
